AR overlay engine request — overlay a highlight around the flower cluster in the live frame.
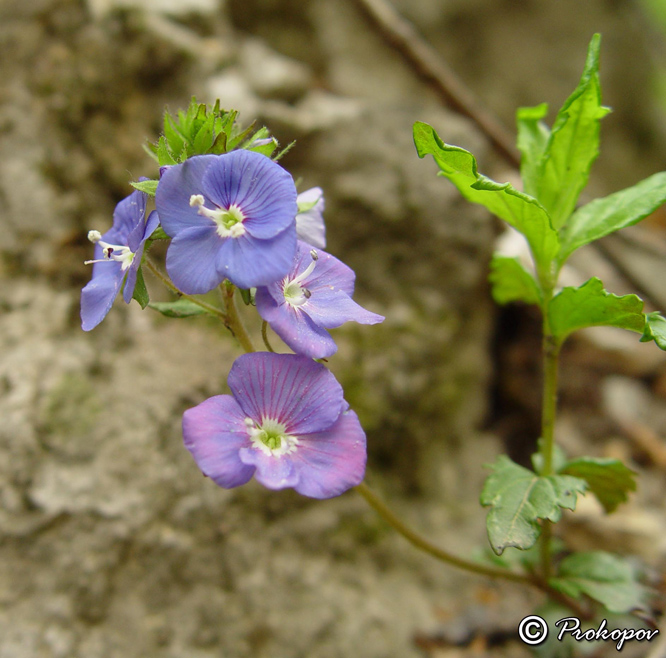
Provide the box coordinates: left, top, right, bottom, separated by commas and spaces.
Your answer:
81, 128, 382, 498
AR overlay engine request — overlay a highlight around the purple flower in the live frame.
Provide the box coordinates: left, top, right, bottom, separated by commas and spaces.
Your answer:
155, 150, 298, 293
183, 352, 367, 499
80, 188, 159, 331
255, 241, 384, 358
296, 187, 326, 249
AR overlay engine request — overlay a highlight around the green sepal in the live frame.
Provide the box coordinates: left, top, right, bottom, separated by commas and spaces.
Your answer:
131, 267, 150, 309
156, 136, 178, 167
559, 171, 666, 263
516, 102, 550, 198
413, 121, 559, 276
537, 34, 611, 229
641, 311, 666, 350
550, 551, 647, 613
148, 299, 209, 318
489, 254, 542, 306
480, 455, 587, 555
559, 457, 637, 513
130, 179, 159, 196
239, 287, 254, 306
147, 226, 169, 241
549, 277, 645, 345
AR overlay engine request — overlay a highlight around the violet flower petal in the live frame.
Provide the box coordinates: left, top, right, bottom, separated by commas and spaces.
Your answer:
182, 395, 256, 489
80, 263, 123, 331
302, 287, 385, 329
255, 288, 338, 358
202, 150, 298, 240
227, 353, 344, 434
214, 226, 297, 290
237, 447, 299, 490
165, 225, 225, 294
156, 154, 219, 236
289, 409, 367, 499
295, 187, 326, 249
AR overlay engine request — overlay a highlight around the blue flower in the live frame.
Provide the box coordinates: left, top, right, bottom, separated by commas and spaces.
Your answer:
256, 241, 384, 358
296, 187, 326, 249
155, 150, 298, 293
183, 352, 367, 499
81, 188, 159, 331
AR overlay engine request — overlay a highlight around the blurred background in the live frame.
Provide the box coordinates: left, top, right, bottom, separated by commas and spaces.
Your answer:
1, 0, 666, 656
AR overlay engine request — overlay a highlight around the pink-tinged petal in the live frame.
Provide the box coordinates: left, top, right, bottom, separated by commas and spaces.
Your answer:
303, 288, 384, 329
202, 150, 298, 239
166, 225, 224, 294
228, 353, 344, 434
237, 448, 300, 490
255, 289, 338, 358
215, 225, 296, 289
296, 187, 326, 249
290, 409, 367, 499
156, 155, 219, 236
80, 262, 124, 331
182, 395, 255, 489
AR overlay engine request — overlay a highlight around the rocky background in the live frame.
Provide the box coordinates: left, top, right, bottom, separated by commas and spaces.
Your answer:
1, 0, 666, 656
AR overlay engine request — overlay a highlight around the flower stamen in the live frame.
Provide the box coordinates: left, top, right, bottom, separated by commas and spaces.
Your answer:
190, 194, 246, 239
84, 230, 135, 271
283, 250, 318, 308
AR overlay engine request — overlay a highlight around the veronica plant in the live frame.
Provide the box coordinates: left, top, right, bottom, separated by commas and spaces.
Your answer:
415, 33, 666, 626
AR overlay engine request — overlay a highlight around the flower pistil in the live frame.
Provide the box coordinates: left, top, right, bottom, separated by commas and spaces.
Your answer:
244, 417, 299, 457
282, 250, 318, 307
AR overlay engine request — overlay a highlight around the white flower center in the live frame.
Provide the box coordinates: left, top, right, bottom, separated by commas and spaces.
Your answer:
245, 417, 299, 457
84, 230, 135, 271
282, 250, 318, 308
190, 194, 246, 239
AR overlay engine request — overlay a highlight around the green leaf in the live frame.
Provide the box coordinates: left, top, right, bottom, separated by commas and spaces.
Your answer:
549, 277, 645, 344
536, 34, 611, 229
531, 441, 568, 475
641, 311, 666, 350
489, 254, 542, 306
413, 121, 559, 275
156, 136, 177, 166
239, 287, 254, 306
148, 299, 209, 318
516, 102, 550, 197
559, 172, 666, 263
163, 112, 185, 158
550, 551, 646, 613
130, 179, 159, 196
560, 457, 637, 513
131, 267, 149, 309
480, 456, 587, 555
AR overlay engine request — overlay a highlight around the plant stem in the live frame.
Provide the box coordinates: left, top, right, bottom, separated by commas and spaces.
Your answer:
221, 282, 256, 353
261, 321, 276, 353
539, 302, 561, 582
354, 481, 531, 584
144, 258, 227, 321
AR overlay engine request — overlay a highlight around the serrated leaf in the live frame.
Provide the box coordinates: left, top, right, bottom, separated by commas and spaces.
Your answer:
132, 267, 149, 309
489, 254, 542, 306
549, 277, 645, 344
148, 299, 208, 318
516, 102, 550, 197
193, 109, 216, 155
163, 113, 185, 158
559, 171, 666, 263
560, 457, 636, 513
156, 136, 177, 166
413, 121, 559, 276
481, 456, 587, 555
536, 34, 611, 229
550, 551, 646, 613
130, 179, 159, 196
641, 311, 666, 350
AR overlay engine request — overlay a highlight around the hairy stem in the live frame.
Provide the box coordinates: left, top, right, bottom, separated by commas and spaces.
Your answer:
354, 482, 531, 584
144, 258, 227, 321
222, 282, 256, 353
